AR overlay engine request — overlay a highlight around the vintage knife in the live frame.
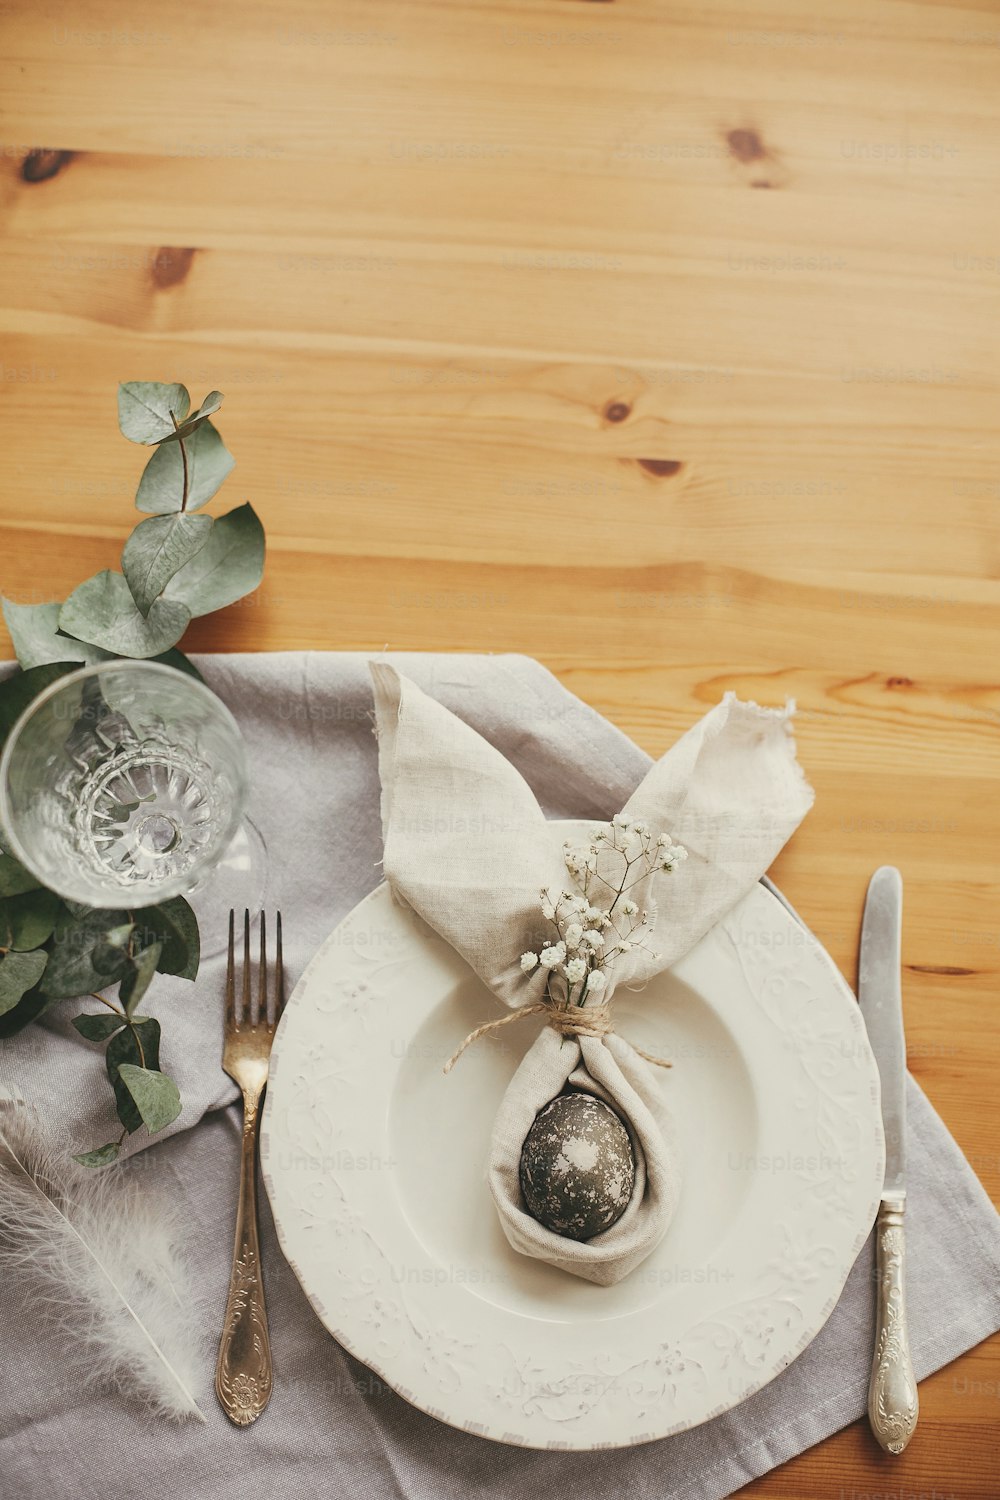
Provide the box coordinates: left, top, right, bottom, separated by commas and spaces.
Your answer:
859, 865, 918, 1454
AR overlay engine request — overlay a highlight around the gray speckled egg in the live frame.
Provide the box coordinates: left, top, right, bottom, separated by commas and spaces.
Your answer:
519, 1091, 635, 1241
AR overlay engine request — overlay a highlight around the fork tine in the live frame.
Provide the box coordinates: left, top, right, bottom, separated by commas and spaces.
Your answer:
225, 909, 236, 1030
242, 908, 252, 1026
259, 912, 268, 1025
274, 912, 285, 1022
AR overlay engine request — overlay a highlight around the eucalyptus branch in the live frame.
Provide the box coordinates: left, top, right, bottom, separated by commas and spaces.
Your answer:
128, 1021, 147, 1070
0, 378, 264, 1163
89, 991, 122, 1015
169, 411, 190, 512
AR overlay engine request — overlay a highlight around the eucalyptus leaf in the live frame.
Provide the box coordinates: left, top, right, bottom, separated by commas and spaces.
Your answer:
99, 923, 135, 950
92, 924, 137, 982
74, 1142, 121, 1168
0, 983, 53, 1037
0, 662, 82, 751
60, 899, 94, 920
1, 599, 112, 670
0, 949, 48, 1016
167, 390, 224, 442
59, 571, 191, 658
0, 850, 40, 897
122, 514, 213, 616
133, 898, 200, 980
117, 382, 190, 444
41, 909, 132, 998
152, 649, 204, 682
106, 1019, 161, 1133
119, 943, 162, 1017
117, 1063, 182, 1134
72, 1012, 127, 1042
164, 503, 264, 617
135, 419, 234, 516
0, 888, 61, 950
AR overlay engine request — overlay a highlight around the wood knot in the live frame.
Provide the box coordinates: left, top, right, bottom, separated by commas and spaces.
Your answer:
886, 676, 914, 689
724, 128, 788, 189
637, 458, 683, 478
726, 129, 765, 164
21, 149, 74, 183
604, 400, 631, 423
151, 247, 197, 289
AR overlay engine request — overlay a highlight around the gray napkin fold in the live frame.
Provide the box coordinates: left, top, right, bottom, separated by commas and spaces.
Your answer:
1, 651, 998, 1500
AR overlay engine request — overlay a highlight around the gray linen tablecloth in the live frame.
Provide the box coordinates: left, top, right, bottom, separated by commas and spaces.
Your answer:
1, 651, 998, 1500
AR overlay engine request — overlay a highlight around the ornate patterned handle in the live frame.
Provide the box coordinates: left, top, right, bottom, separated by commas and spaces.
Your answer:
215, 1091, 273, 1425
868, 1198, 918, 1453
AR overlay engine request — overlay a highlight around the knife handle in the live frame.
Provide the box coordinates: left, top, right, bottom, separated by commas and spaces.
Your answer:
868, 1198, 918, 1453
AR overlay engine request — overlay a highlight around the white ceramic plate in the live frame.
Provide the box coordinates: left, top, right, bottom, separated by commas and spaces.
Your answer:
261, 881, 884, 1449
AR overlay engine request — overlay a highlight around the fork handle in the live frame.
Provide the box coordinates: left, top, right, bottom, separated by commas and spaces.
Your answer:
215, 1088, 273, 1425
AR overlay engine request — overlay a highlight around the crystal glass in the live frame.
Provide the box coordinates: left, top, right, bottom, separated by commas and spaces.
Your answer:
0, 660, 255, 912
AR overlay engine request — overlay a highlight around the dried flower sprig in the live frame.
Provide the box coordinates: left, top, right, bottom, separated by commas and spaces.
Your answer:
443, 815, 688, 1073
520, 816, 687, 1008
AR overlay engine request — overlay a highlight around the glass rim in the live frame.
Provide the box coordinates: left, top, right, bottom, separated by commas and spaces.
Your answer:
0, 658, 247, 882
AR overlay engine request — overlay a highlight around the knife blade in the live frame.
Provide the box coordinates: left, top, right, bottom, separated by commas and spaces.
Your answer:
858, 865, 918, 1454
859, 865, 907, 1199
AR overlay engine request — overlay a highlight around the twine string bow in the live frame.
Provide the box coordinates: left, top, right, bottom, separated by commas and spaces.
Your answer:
443, 991, 671, 1074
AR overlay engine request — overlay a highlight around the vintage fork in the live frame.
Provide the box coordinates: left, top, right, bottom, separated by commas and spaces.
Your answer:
215, 909, 284, 1426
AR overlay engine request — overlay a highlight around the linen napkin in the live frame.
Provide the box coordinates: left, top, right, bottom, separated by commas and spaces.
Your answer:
370, 664, 814, 1284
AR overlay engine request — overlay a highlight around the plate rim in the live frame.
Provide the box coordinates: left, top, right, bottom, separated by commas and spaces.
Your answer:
261, 880, 884, 1449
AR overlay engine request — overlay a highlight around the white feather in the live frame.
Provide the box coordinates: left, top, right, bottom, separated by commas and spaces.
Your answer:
0, 1105, 207, 1423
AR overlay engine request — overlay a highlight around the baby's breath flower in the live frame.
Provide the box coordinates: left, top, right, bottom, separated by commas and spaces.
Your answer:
524, 817, 686, 1003
656, 852, 689, 876
655, 833, 688, 865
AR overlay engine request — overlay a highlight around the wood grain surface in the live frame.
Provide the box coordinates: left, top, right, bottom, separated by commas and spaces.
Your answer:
1, 0, 999, 1493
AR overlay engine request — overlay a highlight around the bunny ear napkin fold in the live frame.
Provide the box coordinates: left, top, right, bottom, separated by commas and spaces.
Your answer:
370, 664, 814, 1286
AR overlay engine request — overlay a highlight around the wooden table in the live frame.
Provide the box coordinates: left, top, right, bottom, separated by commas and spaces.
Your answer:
1, 0, 998, 1491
